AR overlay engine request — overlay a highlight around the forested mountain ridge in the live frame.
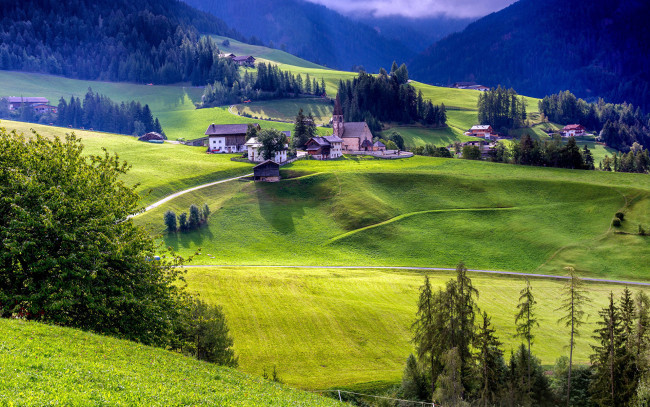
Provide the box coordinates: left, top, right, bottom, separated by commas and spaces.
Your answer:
182, 0, 415, 72
0, 0, 245, 85
409, 0, 650, 111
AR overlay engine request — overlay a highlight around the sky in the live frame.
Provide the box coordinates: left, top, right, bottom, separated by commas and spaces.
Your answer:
304, 0, 516, 18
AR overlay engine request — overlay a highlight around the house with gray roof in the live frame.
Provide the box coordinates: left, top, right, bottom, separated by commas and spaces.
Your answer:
305, 135, 343, 160
187, 123, 260, 151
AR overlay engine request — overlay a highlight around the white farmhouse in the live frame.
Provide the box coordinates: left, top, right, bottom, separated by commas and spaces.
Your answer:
245, 131, 290, 164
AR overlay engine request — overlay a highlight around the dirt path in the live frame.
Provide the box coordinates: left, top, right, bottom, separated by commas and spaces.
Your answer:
128, 173, 252, 218
182, 264, 650, 286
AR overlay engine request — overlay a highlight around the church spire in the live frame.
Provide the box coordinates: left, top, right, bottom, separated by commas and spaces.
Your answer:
332, 95, 344, 138
333, 95, 343, 116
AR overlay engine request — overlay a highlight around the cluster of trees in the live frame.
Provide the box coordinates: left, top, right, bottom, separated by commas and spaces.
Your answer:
164, 204, 210, 233
477, 87, 527, 132
0, 129, 236, 367
393, 263, 650, 407
601, 144, 650, 173
201, 64, 328, 107
488, 135, 595, 170
56, 89, 164, 136
539, 91, 650, 151
411, 143, 454, 158
245, 125, 290, 160
292, 109, 318, 149
337, 69, 447, 135
0, 0, 243, 86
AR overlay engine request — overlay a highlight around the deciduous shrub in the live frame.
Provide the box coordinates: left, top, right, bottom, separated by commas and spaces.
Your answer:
613, 218, 622, 227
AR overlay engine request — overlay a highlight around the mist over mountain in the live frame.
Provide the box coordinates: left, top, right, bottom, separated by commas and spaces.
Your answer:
409, 0, 650, 110
182, 0, 416, 71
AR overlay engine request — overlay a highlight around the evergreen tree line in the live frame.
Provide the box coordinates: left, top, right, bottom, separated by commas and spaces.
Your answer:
56, 89, 164, 137
600, 145, 650, 173
0, 0, 242, 86
485, 135, 595, 170
411, 143, 453, 158
337, 70, 447, 135
164, 204, 210, 233
477, 87, 527, 133
539, 91, 650, 152
388, 263, 650, 407
201, 64, 328, 107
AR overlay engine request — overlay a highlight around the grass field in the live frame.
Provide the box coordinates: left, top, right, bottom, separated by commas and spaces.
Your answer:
381, 126, 473, 148
0, 319, 341, 406
134, 155, 650, 281
1, 120, 254, 206
233, 98, 334, 125
188, 266, 650, 389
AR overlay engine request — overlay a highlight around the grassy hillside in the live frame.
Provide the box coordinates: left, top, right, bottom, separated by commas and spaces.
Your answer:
212, 35, 325, 69
0, 319, 341, 406
188, 266, 650, 389
134, 156, 650, 280
1, 120, 253, 206
233, 98, 334, 125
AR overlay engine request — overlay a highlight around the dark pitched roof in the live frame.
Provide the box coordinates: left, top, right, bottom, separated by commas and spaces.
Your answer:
232, 56, 255, 62
253, 160, 280, 170
138, 132, 165, 141
342, 122, 371, 139
205, 123, 257, 136
361, 139, 373, 148
324, 135, 342, 143
563, 124, 585, 130
307, 137, 330, 146
373, 141, 385, 147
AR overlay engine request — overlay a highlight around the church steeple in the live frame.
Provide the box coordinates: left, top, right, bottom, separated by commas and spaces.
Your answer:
332, 95, 344, 138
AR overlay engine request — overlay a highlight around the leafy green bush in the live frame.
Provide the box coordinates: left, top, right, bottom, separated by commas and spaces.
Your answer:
613, 218, 622, 227
615, 212, 625, 221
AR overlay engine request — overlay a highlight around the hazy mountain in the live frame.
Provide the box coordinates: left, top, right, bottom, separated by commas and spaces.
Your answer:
182, 0, 415, 71
354, 15, 474, 54
409, 0, 650, 110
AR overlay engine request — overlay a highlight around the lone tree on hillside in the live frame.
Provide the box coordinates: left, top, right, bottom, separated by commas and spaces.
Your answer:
257, 128, 287, 160
557, 267, 590, 406
0, 129, 186, 346
515, 278, 539, 393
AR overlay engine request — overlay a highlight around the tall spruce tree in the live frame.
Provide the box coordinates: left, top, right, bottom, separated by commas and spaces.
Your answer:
557, 268, 590, 406
412, 274, 438, 397
292, 108, 308, 149
515, 278, 538, 394
454, 261, 479, 394
591, 292, 623, 406
476, 311, 505, 407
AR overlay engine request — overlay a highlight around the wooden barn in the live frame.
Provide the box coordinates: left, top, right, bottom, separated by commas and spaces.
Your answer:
253, 160, 280, 182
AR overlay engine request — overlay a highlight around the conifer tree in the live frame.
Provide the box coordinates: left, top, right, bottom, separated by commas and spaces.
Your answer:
412, 274, 438, 397
591, 292, 623, 406
305, 73, 311, 94
292, 108, 308, 149
476, 311, 505, 407
557, 268, 590, 406
515, 278, 538, 393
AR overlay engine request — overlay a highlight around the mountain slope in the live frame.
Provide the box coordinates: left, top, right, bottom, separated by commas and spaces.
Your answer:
0, 0, 243, 84
409, 0, 650, 111
183, 0, 414, 71
0, 319, 340, 405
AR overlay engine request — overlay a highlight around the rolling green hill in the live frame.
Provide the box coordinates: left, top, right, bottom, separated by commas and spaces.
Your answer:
134, 156, 650, 280
0, 318, 341, 406
185, 266, 650, 389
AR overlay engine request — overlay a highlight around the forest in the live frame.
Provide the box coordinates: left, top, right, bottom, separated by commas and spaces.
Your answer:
539, 91, 650, 152
477, 87, 527, 133
0, 0, 242, 85
200, 63, 327, 107
56, 89, 164, 136
337, 69, 446, 135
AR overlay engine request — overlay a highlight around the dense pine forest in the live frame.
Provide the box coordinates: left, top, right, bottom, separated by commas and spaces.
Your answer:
0, 0, 244, 85
338, 68, 446, 134
410, 0, 650, 112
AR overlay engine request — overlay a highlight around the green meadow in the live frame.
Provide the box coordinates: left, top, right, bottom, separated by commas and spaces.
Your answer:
188, 266, 650, 389
233, 97, 334, 125
1, 120, 254, 206
134, 155, 650, 281
0, 319, 341, 406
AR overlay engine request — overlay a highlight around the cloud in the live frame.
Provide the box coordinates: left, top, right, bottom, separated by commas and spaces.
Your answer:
304, 0, 515, 18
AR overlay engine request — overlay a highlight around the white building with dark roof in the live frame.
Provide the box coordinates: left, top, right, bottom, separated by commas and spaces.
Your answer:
305, 135, 343, 160
245, 131, 291, 164
5, 97, 50, 111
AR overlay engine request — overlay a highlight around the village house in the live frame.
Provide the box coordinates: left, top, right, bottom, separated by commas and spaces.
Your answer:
245, 131, 291, 164
253, 160, 281, 182
5, 96, 50, 111
305, 135, 343, 160
451, 140, 496, 160
194, 123, 259, 152
561, 124, 586, 138
468, 125, 495, 139
231, 55, 256, 67
331, 97, 373, 152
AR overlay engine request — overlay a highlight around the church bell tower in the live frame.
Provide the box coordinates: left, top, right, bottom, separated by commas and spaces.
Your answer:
332, 96, 344, 138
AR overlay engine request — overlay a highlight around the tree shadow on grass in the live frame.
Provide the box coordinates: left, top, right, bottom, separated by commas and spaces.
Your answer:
162, 225, 215, 251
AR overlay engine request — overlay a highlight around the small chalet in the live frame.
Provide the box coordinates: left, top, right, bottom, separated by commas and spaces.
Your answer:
561, 124, 586, 138
468, 125, 494, 139
451, 140, 496, 160
451, 82, 489, 91
138, 132, 165, 143
5, 96, 50, 111
188, 123, 260, 152
232, 55, 256, 67
331, 97, 373, 151
305, 135, 343, 160
373, 141, 386, 152
245, 131, 290, 164
253, 160, 280, 182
